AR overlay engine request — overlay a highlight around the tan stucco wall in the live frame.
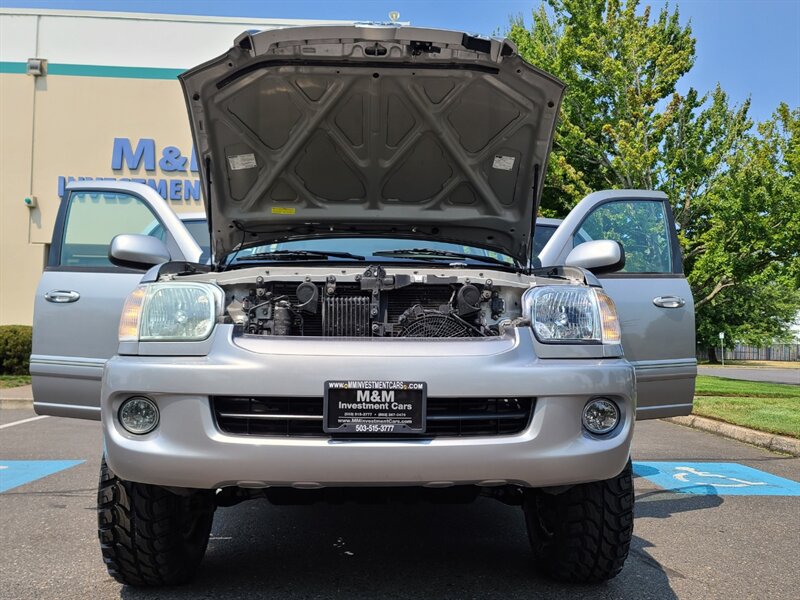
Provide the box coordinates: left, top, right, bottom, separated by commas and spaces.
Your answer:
0, 73, 41, 325
0, 72, 202, 325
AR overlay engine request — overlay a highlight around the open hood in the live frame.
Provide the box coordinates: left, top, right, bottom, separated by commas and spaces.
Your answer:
180, 25, 565, 265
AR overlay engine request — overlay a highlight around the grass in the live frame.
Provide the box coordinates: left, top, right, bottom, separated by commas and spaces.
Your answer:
693, 375, 800, 439
0, 375, 31, 389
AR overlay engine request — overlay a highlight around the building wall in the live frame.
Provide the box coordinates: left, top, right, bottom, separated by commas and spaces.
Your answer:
0, 8, 353, 325
0, 59, 39, 325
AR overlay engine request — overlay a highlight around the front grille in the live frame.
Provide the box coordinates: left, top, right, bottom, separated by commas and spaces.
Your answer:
212, 396, 534, 438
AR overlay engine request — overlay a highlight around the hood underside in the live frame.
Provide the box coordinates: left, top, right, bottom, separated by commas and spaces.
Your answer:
180, 25, 565, 264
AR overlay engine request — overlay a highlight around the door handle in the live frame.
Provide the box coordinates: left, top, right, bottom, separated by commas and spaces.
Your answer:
44, 290, 81, 303
653, 295, 685, 308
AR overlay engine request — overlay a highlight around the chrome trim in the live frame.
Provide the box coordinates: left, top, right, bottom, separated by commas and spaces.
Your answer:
218, 413, 323, 421
427, 412, 529, 421
653, 295, 686, 308
217, 411, 531, 422
44, 290, 80, 303
30, 355, 106, 368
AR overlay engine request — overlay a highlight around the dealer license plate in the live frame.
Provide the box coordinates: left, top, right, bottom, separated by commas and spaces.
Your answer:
323, 380, 427, 434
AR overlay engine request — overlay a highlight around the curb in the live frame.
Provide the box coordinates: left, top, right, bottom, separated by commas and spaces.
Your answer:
697, 365, 799, 371
664, 415, 800, 457
0, 398, 33, 408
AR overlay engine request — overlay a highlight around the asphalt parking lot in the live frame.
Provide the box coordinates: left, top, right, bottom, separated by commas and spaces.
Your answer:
1, 407, 798, 600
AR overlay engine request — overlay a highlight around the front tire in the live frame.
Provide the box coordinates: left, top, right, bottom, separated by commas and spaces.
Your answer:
97, 456, 215, 586
523, 460, 634, 583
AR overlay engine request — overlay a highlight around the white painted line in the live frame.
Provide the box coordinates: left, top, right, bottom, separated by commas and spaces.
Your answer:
673, 466, 767, 488
0, 415, 49, 430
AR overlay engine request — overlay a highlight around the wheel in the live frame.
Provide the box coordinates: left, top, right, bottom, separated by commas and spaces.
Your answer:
97, 456, 216, 586
523, 460, 634, 583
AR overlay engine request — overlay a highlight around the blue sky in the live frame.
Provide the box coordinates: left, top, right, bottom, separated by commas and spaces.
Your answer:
4, 0, 799, 122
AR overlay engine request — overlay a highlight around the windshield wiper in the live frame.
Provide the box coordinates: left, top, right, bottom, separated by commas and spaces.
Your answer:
372, 248, 515, 268
234, 249, 366, 262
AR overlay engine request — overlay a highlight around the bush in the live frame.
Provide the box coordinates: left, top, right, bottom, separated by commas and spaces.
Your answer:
0, 325, 32, 375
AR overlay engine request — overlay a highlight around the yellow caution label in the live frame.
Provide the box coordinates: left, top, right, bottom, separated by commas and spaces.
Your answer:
271, 207, 296, 215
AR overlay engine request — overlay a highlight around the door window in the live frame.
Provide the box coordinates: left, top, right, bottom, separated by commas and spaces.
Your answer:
572, 200, 674, 273
59, 191, 163, 267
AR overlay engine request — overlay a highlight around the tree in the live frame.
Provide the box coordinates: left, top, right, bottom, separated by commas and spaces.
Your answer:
510, 0, 696, 214
688, 105, 800, 355
509, 0, 800, 359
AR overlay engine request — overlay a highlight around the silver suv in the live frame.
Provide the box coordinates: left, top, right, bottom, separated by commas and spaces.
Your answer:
31, 26, 696, 587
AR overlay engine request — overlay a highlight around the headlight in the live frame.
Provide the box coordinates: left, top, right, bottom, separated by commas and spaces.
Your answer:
527, 286, 621, 344
118, 282, 223, 342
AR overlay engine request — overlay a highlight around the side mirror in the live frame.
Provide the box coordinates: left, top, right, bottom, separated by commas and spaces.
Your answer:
565, 240, 625, 274
109, 234, 171, 269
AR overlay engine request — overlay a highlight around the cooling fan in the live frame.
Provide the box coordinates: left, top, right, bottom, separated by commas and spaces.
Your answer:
397, 306, 473, 338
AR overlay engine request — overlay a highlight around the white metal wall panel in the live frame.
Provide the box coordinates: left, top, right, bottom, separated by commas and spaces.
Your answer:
0, 14, 38, 61
1, 9, 358, 69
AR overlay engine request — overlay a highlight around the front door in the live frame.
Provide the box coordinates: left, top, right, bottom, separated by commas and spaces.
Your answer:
31, 182, 201, 419
539, 190, 696, 419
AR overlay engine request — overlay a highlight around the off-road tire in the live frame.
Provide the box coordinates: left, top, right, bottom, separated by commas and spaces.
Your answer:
523, 460, 634, 583
97, 456, 215, 586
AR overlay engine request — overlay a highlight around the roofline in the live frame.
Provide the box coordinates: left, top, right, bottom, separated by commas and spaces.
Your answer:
0, 7, 366, 26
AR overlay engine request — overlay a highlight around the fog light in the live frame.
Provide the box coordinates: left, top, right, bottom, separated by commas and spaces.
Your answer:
118, 396, 159, 434
582, 398, 619, 435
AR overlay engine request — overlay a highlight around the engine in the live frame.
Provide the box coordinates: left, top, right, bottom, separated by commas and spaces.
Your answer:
225, 265, 509, 338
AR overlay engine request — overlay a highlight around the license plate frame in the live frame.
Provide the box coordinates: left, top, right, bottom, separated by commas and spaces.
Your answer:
323, 380, 427, 434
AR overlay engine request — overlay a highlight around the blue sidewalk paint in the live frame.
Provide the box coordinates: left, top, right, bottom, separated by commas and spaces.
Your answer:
633, 461, 800, 496
0, 460, 85, 493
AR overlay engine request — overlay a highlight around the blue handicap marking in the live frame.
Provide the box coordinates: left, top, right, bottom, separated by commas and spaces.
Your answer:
0, 460, 85, 493
633, 462, 800, 496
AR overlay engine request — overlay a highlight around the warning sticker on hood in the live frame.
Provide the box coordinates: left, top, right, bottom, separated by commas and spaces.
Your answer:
227, 153, 257, 171
492, 155, 516, 171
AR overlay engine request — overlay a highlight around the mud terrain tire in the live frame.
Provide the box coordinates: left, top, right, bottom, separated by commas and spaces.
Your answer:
523, 460, 634, 583
97, 456, 215, 586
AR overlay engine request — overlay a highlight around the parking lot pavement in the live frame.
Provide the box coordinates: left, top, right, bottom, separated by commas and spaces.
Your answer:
1, 410, 798, 600
698, 366, 800, 385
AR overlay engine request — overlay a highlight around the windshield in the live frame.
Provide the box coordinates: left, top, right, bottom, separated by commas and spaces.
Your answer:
181, 218, 559, 267
227, 237, 516, 267
532, 225, 558, 258
146, 217, 212, 259
183, 219, 211, 257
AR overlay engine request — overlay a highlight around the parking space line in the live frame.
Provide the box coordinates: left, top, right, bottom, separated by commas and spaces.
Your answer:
0, 415, 49, 430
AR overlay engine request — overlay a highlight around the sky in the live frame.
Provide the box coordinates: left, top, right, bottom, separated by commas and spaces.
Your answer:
3, 0, 799, 123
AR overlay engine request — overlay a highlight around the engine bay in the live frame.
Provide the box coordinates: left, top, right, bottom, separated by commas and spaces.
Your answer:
224, 265, 520, 338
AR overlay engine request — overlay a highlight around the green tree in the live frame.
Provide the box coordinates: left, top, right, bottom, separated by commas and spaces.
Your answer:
688, 105, 800, 357
510, 0, 696, 214
510, 0, 800, 360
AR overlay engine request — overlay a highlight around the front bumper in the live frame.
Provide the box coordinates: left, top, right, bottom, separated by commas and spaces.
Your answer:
102, 326, 636, 490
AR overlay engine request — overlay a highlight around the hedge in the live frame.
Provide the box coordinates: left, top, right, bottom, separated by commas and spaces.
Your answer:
0, 325, 32, 375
